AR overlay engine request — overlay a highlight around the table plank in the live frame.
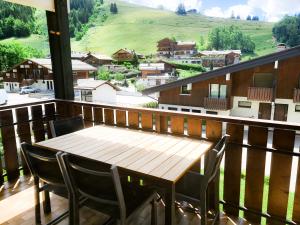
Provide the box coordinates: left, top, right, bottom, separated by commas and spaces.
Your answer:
36, 125, 213, 182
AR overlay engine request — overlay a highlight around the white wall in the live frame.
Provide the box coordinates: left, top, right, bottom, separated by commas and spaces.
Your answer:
3, 82, 20, 92
275, 98, 300, 123
93, 84, 117, 104
159, 103, 231, 116
230, 96, 260, 119
31, 80, 54, 91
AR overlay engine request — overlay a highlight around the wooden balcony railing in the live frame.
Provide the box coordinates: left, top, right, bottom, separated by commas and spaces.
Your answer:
294, 88, 300, 103
204, 97, 229, 110
247, 87, 273, 101
1, 99, 300, 225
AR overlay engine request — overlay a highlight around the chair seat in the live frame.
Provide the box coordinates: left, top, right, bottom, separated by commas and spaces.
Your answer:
176, 171, 205, 205
83, 182, 156, 219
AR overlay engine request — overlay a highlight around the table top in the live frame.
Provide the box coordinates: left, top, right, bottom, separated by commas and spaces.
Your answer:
36, 125, 213, 182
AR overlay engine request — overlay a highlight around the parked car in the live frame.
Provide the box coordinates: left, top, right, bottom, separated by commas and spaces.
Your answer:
0, 89, 8, 105
19, 86, 39, 95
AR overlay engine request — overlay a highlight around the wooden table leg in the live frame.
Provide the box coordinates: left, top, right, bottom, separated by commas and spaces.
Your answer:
165, 182, 175, 225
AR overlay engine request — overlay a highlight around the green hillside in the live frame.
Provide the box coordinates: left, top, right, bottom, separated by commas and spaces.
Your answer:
0, 0, 276, 59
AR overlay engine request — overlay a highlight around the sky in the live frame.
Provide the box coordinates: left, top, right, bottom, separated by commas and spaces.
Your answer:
123, 0, 300, 22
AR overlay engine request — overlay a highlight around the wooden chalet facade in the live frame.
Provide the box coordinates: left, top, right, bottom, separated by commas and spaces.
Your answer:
82, 53, 113, 68
2, 59, 97, 92
143, 46, 300, 123
196, 50, 241, 68
157, 38, 197, 58
112, 49, 144, 62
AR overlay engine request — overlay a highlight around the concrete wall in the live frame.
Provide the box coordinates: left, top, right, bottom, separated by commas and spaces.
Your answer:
230, 96, 260, 119
275, 98, 300, 123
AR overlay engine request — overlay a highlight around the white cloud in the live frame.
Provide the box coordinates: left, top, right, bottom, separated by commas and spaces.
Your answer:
204, 0, 300, 22
123, 0, 202, 12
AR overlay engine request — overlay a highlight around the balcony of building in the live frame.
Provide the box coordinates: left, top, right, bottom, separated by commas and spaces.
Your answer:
203, 97, 230, 111
294, 88, 300, 103
247, 87, 273, 102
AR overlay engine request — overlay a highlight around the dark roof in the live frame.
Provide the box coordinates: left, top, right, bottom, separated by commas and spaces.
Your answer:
143, 45, 300, 95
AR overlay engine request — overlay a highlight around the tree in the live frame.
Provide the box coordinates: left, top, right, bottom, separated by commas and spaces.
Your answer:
0, 43, 43, 72
273, 15, 300, 47
207, 25, 256, 53
100, 0, 104, 4
132, 52, 139, 67
114, 3, 118, 14
246, 15, 252, 20
110, 3, 118, 14
97, 68, 111, 80
231, 11, 235, 19
252, 16, 259, 21
176, 3, 186, 16
236, 15, 241, 20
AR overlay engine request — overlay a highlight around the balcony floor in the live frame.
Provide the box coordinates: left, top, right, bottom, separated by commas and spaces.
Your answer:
0, 176, 249, 225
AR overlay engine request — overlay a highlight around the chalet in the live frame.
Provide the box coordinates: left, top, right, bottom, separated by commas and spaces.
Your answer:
74, 79, 120, 103
157, 38, 197, 58
139, 63, 165, 78
3, 58, 97, 93
143, 46, 300, 123
112, 49, 144, 62
71, 51, 88, 60
196, 50, 241, 68
82, 52, 113, 68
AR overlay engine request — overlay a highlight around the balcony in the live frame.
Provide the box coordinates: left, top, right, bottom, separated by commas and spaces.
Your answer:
204, 97, 230, 111
1, 99, 300, 225
294, 88, 300, 103
247, 87, 273, 102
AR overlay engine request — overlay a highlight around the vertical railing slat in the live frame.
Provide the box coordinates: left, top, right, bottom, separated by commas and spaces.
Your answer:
31, 105, 45, 142
104, 108, 114, 125
94, 107, 103, 125
267, 129, 295, 224
45, 103, 56, 139
83, 105, 93, 127
206, 120, 222, 212
223, 123, 244, 216
15, 107, 31, 174
244, 126, 268, 223
171, 115, 184, 135
141, 112, 153, 131
116, 110, 126, 127
0, 110, 19, 181
188, 118, 202, 172
128, 111, 139, 129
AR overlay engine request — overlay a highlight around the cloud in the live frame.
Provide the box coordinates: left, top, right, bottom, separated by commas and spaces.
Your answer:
124, 0, 202, 12
204, 0, 300, 22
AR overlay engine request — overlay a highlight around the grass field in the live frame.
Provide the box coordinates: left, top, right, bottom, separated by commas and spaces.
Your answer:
0, 0, 276, 59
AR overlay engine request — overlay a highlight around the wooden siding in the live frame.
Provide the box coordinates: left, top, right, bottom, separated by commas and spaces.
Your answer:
247, 87, 273, 102
203, 97, 230, 110
159, 76, 227, 107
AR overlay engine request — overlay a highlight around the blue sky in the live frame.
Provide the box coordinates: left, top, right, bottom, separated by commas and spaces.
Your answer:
123, 0, 300, 22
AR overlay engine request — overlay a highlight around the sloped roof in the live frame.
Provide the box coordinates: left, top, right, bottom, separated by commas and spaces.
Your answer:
143, 45, 300, 95
74, 79, 120, 91
86, 53, 113, 61
29, 58, 97, 71
176, 41, 196, 46
139, 63, 165, 71
199, 50, 242, 56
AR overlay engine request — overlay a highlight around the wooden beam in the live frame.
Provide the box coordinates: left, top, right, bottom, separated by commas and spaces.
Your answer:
46, 0, 74, 100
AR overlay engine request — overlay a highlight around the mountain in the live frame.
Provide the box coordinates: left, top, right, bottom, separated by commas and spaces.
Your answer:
0, 0, 276, 59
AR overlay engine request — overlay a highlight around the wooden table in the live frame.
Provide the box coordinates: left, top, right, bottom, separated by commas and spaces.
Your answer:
36, 125, 213, 225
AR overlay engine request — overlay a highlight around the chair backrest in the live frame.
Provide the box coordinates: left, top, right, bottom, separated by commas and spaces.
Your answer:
21, 142, 65, 186
49, 116, 84, 137
57, 153, 126, 220
204, 134, 229, 184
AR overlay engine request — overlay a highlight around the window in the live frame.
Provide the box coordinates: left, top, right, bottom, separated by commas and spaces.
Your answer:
192, 109, 201, 113
238, 101, 252, 108
210, 84, 227, 98
206, 111, 218, 115
253, 73, 274, 88
210, 84, 219, 98
296, 105, 300, 112
168, 107, 178, 111
181, 83, 192, 95
181, 108, 190, 112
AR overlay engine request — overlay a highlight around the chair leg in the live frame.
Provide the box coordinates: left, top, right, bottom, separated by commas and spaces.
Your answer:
34, 177, 41, 224
200, 191, 207, 225
42, 188, 51, 214
71, 196, 80, 225
151, 200, 158, 225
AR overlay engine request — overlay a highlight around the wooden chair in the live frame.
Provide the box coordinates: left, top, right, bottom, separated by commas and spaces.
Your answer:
175, 134, 230, 225
21, 143, 69, 225
49, 116, 84, 137
57, 153, 158, 225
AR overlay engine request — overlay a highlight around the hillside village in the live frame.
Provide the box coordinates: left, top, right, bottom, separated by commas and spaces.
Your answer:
2, 37, 247, 105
